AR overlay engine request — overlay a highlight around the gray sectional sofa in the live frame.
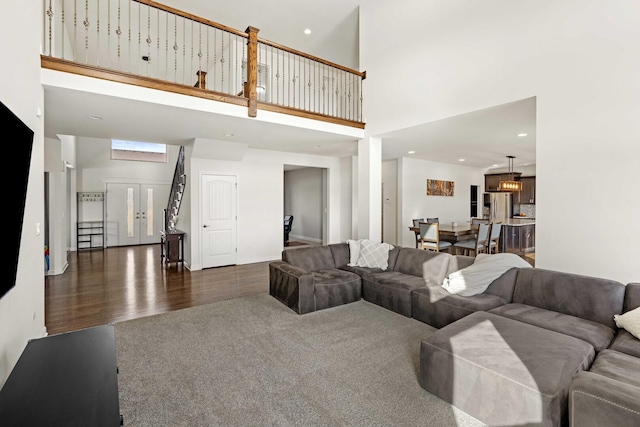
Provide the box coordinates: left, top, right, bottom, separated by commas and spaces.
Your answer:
568, 282, 640, 427
269, 243, 475, 316
268, 243, 640, 427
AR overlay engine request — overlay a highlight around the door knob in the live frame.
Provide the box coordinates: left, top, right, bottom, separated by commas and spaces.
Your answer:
203, 224, 209, 228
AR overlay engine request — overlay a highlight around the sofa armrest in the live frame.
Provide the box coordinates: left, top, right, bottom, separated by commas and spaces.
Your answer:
269, 261, 315, 314
569, 371, 640, 427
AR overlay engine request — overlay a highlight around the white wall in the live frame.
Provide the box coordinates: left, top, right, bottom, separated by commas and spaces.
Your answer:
0, 0, 46, 386
44, 135, 77, 274
339, 156, 354, 241
361, 0, 640, 283
397, 158, 485, 248
76, 137, 179, 191
75, 138, 179, 241
382, 159, 398, 245
284, 168, 323, 242
187, 148, 341, 270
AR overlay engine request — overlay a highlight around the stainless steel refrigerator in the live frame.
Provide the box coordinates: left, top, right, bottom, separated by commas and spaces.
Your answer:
483, 192, 513, 222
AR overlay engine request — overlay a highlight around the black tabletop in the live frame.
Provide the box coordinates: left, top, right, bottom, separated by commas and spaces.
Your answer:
0, 324, 121, 426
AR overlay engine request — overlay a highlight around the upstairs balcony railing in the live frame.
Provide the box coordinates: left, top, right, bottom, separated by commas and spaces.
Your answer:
41, 0, 365, 128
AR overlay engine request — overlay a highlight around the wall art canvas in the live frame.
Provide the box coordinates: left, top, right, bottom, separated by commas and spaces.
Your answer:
427, 179, 454, 196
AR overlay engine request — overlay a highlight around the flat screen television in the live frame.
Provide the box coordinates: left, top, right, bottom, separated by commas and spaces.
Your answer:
1, 100, 33, 300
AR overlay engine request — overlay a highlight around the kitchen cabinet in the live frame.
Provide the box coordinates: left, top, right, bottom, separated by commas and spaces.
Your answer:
484, 173, 522, 192
518, 176, 536, 204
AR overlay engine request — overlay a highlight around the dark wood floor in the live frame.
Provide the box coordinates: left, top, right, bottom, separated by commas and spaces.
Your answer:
45, 244, 272, 335
45, 242, 533, 335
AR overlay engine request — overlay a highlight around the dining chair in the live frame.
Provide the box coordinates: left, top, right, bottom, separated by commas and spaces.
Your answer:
419, 222, 452, 253
453, 223, 491, 256
284, 215, 293, 246
471, 218, 489, 225
487, 222, 502, 254
426, 217, 439, 223
412, 218, 424, 248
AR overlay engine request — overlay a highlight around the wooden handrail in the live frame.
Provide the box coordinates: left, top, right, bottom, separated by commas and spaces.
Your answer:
258, 37, 366, 79
133, 0, 248, 38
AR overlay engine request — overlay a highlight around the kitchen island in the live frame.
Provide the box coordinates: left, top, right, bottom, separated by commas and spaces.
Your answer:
499, 218, 535, 255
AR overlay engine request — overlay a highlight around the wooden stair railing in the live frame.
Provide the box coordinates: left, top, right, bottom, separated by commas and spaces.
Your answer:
164, 146, 186, 232
41, 0, 366, 128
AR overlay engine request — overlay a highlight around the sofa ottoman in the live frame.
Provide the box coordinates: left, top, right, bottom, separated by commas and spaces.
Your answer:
569, 349, 640, 427
419, 311, 595, 427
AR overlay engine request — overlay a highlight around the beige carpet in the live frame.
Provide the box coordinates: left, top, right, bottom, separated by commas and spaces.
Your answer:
114, 294, 485, 427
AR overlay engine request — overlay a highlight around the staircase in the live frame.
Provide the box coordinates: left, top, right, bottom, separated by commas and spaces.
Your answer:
165, 146, 186, 231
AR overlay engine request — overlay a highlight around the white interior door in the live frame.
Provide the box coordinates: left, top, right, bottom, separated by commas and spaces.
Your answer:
106, 182, 170, 247
201, 175, 237, 268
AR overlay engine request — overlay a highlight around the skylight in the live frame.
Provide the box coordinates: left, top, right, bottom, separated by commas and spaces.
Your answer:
111, 139, 167, 163
111, 139, 166, 153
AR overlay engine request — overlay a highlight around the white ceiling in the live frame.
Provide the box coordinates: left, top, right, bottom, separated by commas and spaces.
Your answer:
380, 97, 537, 169
42, 0, 536, 168
160, 0, 361, 69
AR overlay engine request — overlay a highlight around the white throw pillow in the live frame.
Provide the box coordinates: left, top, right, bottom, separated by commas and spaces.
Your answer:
355, 239, 394, 270
614, 307, 640, 340
442, 253, 532, 296
347, 239, 362, 266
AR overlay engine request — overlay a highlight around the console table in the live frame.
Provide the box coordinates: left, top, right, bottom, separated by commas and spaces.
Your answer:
0, 324, 122, 426
160, 228, 185, 268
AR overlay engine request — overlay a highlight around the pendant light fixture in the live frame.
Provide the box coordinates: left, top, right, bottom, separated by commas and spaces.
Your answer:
499, 155, 522, 191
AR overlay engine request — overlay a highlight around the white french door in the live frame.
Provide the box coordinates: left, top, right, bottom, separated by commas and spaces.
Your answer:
201, 175, 237, 268
106, 182, 170, 247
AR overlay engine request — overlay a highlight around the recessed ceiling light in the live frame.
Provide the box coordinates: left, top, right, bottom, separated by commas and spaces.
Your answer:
458, 158, 465, 162
492, 164, 499, 167
517, 133, 528, 137
408, 151, 415, 154
304, 29, 311, 35
87, 115, 103, 120
223, 133, 234, 137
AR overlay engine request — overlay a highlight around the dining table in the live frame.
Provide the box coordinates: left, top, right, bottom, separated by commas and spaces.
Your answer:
409, 223, 477, 244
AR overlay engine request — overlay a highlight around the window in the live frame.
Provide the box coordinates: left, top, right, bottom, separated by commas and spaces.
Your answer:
111, 139, 167, 163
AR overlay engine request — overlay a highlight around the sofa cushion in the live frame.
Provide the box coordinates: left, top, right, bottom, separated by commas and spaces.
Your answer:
283, 245, 336, 271
623, 283, 640, 313
446, 254, 475, 276
328, 243, 351, 268
393, 248, 451, 282
512, 268, 626, 329
345, 239, 362, 265
614, 307, 640, 340
355, 240, 394, 269
442, 253, 531, 296
412, 285, 508, 329
483, 267, 519, 302
569, 370, 640, 427
489, 303, 616, 352
588, 349, 640, 389
312, 269, 362, 311
420, 311, 595, 427
362, 272, 426, 317
609, 329, 640, 358
339, 264, 383, 277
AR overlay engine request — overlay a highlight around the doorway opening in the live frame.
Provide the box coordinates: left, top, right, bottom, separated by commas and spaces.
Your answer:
283, 165, 327, 249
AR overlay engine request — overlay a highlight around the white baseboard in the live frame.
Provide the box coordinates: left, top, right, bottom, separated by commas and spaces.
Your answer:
238, 256, 281, 265
289, 234, 322, 243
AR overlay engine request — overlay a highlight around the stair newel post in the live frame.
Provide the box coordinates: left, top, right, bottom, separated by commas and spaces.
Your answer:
196, 70, 207, 89
245, 26, 260, 118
